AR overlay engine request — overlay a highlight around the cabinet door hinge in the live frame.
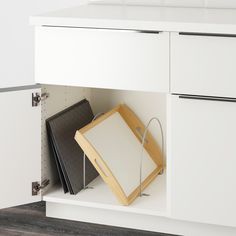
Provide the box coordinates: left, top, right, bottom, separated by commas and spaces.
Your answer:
32, 179, 50, 196
32, 92, 49, 107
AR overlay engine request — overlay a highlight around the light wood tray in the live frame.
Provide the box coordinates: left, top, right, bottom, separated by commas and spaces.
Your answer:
75, 104, 164, 205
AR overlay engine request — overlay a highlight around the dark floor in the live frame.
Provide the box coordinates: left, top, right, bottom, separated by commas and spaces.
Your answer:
0, 202, 176, 236
0, 202, 175, 236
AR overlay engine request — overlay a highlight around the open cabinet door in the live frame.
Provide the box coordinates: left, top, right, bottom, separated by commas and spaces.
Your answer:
0, 86, 41, 209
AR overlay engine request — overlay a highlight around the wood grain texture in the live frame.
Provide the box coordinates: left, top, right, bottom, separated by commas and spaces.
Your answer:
0, 202, 176, 236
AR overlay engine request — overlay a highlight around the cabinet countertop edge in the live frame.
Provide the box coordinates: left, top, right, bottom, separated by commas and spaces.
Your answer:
30, 4, 236, 35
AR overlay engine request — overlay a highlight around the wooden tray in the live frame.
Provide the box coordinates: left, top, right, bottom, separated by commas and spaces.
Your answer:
74, 104, 164, 205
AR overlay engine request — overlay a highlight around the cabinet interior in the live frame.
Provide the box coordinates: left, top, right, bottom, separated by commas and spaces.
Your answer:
41, 84, 168, 216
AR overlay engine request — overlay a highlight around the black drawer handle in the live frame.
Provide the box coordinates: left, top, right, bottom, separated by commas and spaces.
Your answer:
137, 30, 161, 34
178, 95, 236, 103
179, 32, 236, 38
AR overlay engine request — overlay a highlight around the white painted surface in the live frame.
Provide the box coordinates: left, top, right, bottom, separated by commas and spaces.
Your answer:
0, 88, 41, 209
166, 94, 172, 216
35, 27, 169, 92
84, 112, 156, 196
205, 0, 236, 8
93, 0, 204, 7
171, 32, 236, 98
44, 173, 166, 216
92, 0, 236, 8
31, 4, 236, 34
0, 0, 87, 89
170, 95, 236, 227
46, 201, 236, 236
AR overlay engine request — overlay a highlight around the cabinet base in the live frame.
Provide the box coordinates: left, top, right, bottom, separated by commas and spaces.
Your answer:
46, 202, 236, 236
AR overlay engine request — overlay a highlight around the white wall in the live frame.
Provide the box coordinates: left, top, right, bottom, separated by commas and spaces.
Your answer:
0, 0, 87, 88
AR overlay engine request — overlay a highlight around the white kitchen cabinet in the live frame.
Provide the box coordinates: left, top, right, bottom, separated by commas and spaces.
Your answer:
2, 3, 236, 236
169, 94, 236, 227
35, 27, 169, 93
1, 84, 236, 235
0, 83, 171, 232
171, 32, 236, 98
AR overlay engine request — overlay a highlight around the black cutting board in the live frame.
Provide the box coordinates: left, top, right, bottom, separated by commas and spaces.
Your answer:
46, 99, 98, 194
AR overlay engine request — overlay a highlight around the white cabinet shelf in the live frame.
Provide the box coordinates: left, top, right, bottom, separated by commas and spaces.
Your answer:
44, 173, 167, 217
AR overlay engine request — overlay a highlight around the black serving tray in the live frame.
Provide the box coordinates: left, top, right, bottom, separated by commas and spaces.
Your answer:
46, 99, 98, 194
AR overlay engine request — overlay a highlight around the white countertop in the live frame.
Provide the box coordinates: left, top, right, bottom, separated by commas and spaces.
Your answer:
30, 3, 236, 34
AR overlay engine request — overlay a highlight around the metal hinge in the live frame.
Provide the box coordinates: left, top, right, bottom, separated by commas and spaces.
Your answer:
32, 92, 49, 107
32, 179, 50, 196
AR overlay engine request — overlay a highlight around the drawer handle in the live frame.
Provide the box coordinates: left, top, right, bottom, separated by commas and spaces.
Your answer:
137, 30, 161, 34
43, 25, 161, 34
178, 95, 236, 103
179, 32, 236, 38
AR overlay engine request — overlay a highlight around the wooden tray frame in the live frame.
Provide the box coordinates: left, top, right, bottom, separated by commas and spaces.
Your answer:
75, 104, 164, 205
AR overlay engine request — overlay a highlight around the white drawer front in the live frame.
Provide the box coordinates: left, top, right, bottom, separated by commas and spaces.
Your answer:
35, 27, 169, 92
171, 32, 236, 98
